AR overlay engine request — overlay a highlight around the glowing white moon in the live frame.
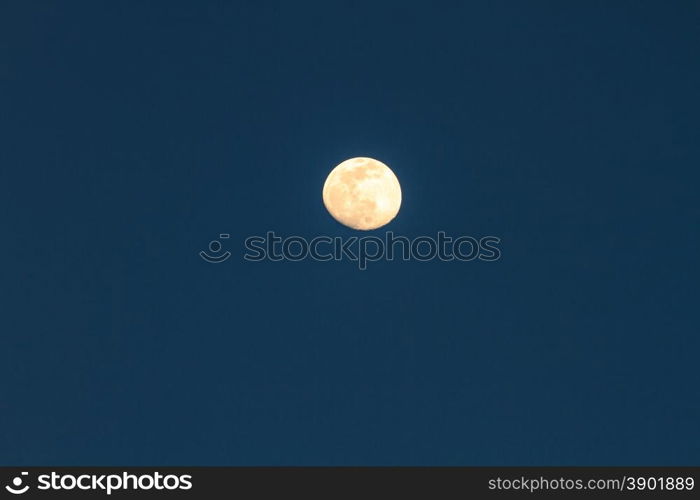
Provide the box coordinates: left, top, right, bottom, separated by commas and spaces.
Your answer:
322, 157, 402, 230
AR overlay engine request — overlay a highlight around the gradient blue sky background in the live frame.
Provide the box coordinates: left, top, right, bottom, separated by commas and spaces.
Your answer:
1, 1, 699, 465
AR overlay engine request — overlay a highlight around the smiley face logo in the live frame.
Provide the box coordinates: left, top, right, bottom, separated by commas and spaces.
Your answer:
199, 234, 232, 263
5, 472, 29, 495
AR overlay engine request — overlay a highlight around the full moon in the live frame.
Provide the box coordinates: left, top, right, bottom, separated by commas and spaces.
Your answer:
322, 157, 402, 230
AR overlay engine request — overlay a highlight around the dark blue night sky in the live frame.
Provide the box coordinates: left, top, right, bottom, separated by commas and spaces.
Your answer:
1, 1, 699, 465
